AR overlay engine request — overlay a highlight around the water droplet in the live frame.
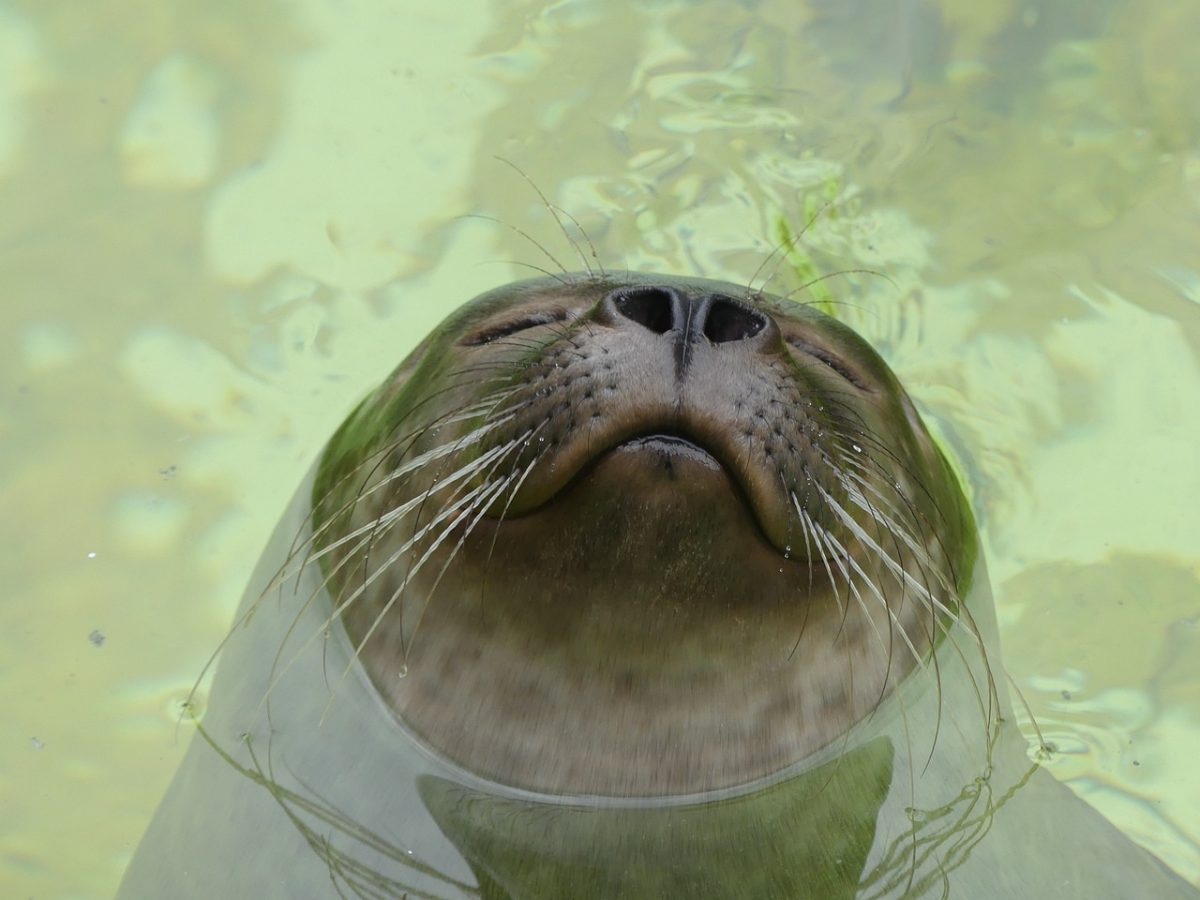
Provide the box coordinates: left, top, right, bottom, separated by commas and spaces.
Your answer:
397, 664, 408, 678
538, 436, 545, 442
851, 443, 862, 453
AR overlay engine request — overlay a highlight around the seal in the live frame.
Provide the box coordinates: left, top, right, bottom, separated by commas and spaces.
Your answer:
118, 273, 1198, 899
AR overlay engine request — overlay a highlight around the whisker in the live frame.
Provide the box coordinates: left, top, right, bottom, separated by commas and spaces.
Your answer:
814, 480, 960, 630
458, 212, 571, 281
331, 434, 535, 686
494, 156, 594, 277
749, 199, 835, 297
778, 267, 895, 305
816, 517, 927, 670
830, 472, 960, 619
793, 496, 843, 615
260, 439, 526, 712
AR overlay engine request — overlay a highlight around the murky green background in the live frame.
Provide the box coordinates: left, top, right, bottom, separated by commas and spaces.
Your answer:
1, 0, 1197, 896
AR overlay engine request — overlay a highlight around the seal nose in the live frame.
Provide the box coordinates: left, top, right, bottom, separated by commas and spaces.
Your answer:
605, 286, 769, 345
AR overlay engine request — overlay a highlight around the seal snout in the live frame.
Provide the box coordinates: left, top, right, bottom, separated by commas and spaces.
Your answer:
474, 280, 851, 557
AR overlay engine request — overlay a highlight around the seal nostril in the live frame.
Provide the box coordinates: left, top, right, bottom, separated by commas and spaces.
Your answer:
606, 286, 768, 348
704, 296, 767, 343
612, 288, 675, 335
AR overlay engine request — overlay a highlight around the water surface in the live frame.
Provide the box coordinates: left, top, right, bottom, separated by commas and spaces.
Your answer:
1, 0, 1198, 895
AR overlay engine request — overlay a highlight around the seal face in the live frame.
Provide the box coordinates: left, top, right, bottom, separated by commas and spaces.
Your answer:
310, 272, 975, 796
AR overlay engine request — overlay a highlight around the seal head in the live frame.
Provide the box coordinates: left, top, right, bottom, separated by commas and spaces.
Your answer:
311, 272, 975, 796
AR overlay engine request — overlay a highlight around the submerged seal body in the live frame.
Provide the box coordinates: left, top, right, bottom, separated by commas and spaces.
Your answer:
119, 273, 1197, 898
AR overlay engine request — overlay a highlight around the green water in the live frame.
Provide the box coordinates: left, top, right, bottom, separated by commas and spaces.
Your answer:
1, 0, 1197, 895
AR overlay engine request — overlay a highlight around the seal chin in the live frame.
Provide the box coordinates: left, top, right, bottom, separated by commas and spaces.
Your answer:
462, 428, 820, 627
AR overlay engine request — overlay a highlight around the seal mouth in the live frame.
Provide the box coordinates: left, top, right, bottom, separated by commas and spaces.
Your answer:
495, 415, 808, 557
579, 430, 745, 507
608, 433, 724, 468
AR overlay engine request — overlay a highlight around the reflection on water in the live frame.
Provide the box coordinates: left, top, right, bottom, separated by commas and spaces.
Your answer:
1, 0, 1197, 895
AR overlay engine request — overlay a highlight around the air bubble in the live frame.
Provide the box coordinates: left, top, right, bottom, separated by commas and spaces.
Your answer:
851, 443, 862, 453
397, 664, 408, 678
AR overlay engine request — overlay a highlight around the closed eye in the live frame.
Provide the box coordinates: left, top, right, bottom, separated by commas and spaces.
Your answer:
784, 336, 870, 391
462, 309, 569, 346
